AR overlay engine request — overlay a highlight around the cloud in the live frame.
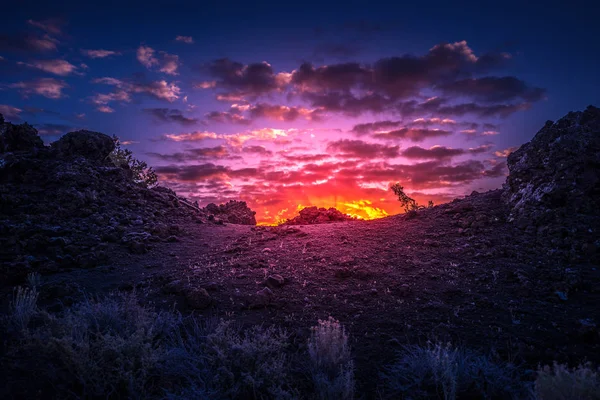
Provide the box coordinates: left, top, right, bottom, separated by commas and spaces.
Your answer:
351, 120, 403, 135
282, 153, 330, 162
162, 127, 294, 147
194, 81, 217, 89
327, 139, 400, 159
468, 144, 494, 154
494, 146, 519, 157
401, 145, 465, 160
305, 92, 393, 115
249, 103, 323, 121
143, 108, 198, 125
0, 33, 58, 52
97, 105, 114, 113
205, 111, 251, 125
243, 146, 273, 156
483, 162, 507, 177
137, 45, 158, 68
198, 41, 538, 119
27, 19, 64, 36
159, 53, 180, 75
137, 45, 180, 75
81, 49, 120, 58
374, 127, 452, 142
438, 77, 546, 103
92, 77, 181, 108
175, 36, 194, 44
292, 62, 370, 92
203, 58, 281, 98
0, 104, 23, 120
9, 78, 68, 99
148, 146, 235, 162
155, 163, 258, 181
18, 59, 81, 76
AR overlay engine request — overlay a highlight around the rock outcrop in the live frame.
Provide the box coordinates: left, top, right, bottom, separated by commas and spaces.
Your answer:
203, 200, 257, 225
0, 117, 257, 283
51, 130, 115, 161
283, 206, 357, 225
0, 122, 44, 153
503, 105, 600, 261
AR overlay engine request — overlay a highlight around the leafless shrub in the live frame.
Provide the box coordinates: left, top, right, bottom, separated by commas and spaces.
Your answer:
308, 316, 355, 400
535, 362, 600, 400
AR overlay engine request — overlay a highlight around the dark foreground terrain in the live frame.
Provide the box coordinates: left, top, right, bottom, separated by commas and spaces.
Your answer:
1, 107, 599, 399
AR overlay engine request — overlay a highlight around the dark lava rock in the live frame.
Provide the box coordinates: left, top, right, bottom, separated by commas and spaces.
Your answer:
265, 274, 285, 288
202, 200, 257, 225
283, 206, 357, 225
0, 121, 44, 153
0, 117, 256, 284
503, 105, 600, 262
185, 287, 212, 309
51, 130, 115, 161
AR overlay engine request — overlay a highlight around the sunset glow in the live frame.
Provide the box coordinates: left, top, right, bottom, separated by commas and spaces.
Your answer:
2, 4, 594, 225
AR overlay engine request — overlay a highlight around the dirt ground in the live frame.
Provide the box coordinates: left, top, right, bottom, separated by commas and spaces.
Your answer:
28, 190, 600, 393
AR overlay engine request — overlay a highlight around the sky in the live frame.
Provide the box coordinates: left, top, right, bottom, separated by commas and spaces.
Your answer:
1, 0, 598, 224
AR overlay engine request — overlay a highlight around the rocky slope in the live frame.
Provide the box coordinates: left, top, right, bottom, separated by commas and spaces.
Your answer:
503, 105, 600, 263
283, 206, 357, 225
0, 118, 256, 284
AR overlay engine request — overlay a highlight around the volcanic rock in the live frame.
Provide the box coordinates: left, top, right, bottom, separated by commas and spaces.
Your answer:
0, 121, 44, 153
202, 200, 257, 225
51, 130, 115, 161
0, 117, 257, 283
503, 105, 600, 262
283, 206, 357, 225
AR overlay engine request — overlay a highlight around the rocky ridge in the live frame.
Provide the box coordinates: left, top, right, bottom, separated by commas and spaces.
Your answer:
503, 105, 600, 262
0, 118, 256, 283
283, 206, 358, 225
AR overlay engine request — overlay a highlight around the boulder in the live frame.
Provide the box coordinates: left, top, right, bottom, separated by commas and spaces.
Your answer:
503, 105, 600, 260
202, 200, 256, 225
51, 130, 115, 161
0, 121, 44, 153
283, 206, 357, 225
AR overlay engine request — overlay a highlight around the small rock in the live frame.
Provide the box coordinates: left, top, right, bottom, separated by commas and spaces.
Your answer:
185, 287, 212, 309
253, 287, 273, 307
266, 274, 285, 288
129, 241, 147, 254
166, 235, 180, 243
262, 247, 273, 253
370, 288, 378, 295
335, 268, 352, 278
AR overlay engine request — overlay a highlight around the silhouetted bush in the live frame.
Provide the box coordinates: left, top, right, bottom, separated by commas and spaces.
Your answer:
535, 362, 600, 400
109, 135, 157, 188
380, 342, 528, 399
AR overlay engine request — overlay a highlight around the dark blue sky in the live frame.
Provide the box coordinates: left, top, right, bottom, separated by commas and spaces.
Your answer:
1, 0, 598, 223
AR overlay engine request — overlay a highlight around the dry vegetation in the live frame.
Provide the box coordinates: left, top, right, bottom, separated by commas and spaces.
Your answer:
1, 274, 598, 399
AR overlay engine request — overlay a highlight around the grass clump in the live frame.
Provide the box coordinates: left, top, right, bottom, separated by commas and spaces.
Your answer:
535, 362, 600, 400
380, 341, 527, 399
9, 286, 39, 331
308, 316, 355, 400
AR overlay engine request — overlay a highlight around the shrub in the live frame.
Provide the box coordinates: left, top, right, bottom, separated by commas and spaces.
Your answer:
202, 320, 297, 399
308, 316, 355, 400
380, 342, 527, 399
390, 183, 433, 214
3, 292, 180, 399
109, 136, 157, 188
9, 286, 38, 331
535, 362, 600, 400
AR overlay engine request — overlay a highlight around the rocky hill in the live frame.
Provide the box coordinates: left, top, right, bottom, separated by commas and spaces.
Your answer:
0, 118, 255, 284
283, 206, 357, 225
503, 105, 600, 263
